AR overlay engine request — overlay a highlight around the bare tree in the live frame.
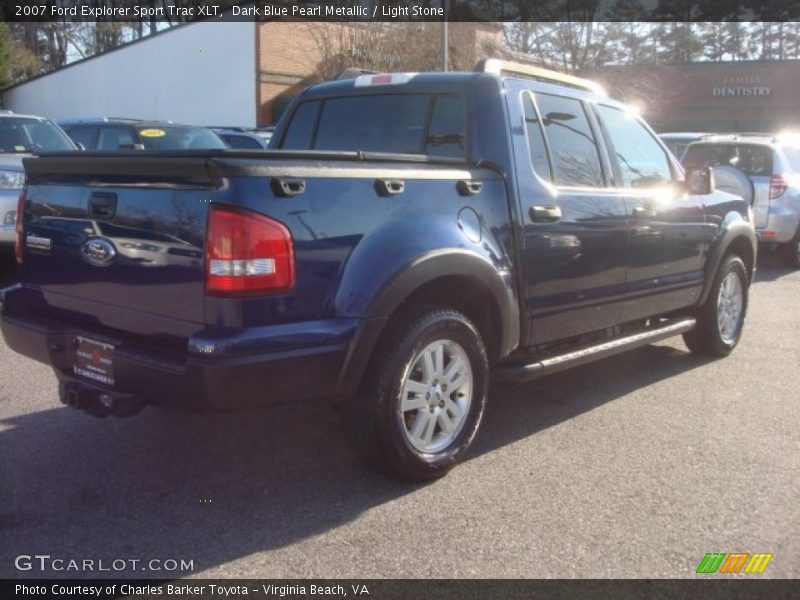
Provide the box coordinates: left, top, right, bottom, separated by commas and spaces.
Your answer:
304, 22, 482, 81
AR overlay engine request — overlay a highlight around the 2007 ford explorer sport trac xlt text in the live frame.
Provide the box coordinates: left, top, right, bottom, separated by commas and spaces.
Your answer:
1, 60, 757, 481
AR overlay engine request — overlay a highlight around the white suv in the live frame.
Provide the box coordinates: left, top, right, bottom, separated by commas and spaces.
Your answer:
0, 111, 76, 249
683, 135, 800, 268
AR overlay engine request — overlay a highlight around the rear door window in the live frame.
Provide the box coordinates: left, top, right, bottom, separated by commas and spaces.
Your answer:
534, 93, 604, 188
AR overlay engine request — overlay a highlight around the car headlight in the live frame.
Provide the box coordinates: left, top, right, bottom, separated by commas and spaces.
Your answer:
3, 211, 16, 226
0, 170, 25, 189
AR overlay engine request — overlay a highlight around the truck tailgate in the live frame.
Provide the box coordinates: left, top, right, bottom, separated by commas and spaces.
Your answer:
21, 156, 213, 327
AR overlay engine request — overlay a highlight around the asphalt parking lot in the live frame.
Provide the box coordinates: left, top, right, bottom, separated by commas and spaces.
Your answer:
0, 249, 797, 579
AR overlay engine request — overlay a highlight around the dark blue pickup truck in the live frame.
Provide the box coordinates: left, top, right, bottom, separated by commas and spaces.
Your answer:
1, 60, 756, 480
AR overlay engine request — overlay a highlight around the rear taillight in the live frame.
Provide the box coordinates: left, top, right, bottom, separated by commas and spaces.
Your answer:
205, 205, 294, 297
14, 192, 24, 263
769, 174, 788, 199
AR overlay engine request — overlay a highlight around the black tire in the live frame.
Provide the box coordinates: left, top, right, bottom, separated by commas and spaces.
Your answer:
342, 308, 489, 481
780, 227, 800, 269
683, 255, 749, 356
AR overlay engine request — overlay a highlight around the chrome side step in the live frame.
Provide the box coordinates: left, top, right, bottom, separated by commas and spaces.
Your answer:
493, 317, 696, 383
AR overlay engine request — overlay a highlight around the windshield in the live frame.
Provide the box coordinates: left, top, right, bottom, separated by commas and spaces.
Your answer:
136, 126, 226, 150
0, 117, 75, 153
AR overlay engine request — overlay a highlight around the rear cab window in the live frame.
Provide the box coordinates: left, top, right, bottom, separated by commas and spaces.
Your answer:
279, 93, 467, 158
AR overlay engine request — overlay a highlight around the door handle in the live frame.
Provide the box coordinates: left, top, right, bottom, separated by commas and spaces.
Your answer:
375, 179, 405, 196
632, 206, 656, 220
457, 180, 483, 196
529, 205, 561, 223
271, 178, 306, 197
88, 192, 117, 220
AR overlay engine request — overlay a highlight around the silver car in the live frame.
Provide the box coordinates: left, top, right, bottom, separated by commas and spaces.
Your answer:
683, 135, 800, 268
658, 132, 712, 161
0, 111, 77, 248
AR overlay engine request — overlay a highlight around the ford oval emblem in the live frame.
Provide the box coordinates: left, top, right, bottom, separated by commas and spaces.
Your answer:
81, 238, 116, 267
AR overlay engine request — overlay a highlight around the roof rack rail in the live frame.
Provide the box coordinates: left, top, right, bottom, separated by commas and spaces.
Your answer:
334, 67, 378, 80
108, 117, 148, 122
475, 58, 606, 96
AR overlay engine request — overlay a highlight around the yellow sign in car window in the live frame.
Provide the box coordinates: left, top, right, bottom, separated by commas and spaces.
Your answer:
139, 128, 166, 138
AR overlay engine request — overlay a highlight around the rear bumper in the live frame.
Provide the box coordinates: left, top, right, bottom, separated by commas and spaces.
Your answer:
0, 287, 369, 410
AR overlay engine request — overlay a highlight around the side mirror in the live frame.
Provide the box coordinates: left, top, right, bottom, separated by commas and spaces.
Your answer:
685, 166, 714, 195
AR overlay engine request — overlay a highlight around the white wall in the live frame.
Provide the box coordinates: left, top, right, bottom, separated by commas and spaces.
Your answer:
3, 21, 256, 127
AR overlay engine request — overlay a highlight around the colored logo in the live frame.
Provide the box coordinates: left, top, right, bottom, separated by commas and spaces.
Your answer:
139, 128, 166, 138
696, 552, 773, 574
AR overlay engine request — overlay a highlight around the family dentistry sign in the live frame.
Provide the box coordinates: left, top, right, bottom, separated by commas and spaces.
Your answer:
713, 75, 772, 97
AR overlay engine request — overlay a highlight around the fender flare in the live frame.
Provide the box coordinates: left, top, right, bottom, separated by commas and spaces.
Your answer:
334, 249, 520, 398
699, 217, 757, 305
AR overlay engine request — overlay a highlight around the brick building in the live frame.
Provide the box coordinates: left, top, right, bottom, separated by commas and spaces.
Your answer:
589, 60, 800, 134
1, 21, 505, 127
256, 21, 505, 123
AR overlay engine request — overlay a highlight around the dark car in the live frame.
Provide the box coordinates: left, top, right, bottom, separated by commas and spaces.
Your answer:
212, 127, 271, 150
658, 132, 712, 160
57, 118, 226, 151
4, 60, 756, 481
